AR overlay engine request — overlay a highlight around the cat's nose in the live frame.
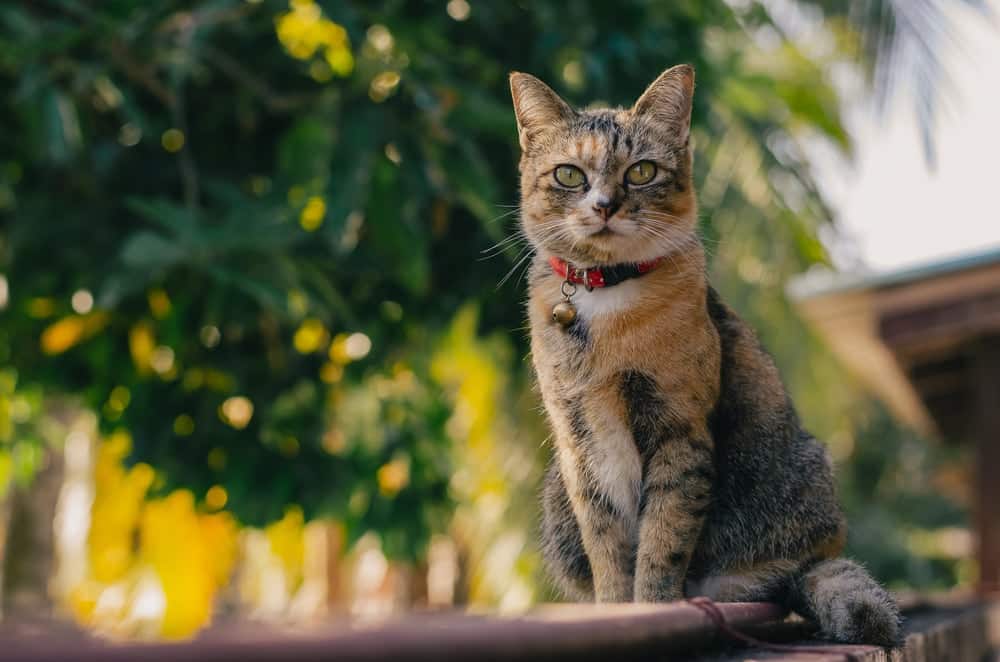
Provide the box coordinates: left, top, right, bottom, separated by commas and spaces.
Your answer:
593, 196, 622, 221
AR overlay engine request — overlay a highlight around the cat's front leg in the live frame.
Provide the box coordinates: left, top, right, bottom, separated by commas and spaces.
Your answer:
634, 429, 714, 602
557, 450, 636, 602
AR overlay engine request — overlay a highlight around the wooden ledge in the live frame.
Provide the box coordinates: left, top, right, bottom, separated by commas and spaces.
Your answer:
711, 599, 1000, 661
1, 599, 997, 661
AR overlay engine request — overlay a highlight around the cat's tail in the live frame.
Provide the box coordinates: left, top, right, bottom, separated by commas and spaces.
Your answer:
788, 558, 902, 647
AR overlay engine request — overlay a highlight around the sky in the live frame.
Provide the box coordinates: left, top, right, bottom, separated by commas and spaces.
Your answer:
813, 0, 1000, 273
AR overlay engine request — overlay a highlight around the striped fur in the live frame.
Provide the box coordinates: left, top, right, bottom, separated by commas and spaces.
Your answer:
512, 66, 901, 646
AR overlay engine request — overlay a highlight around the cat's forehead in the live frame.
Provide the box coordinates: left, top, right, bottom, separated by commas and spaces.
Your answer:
547, 108, 674, 169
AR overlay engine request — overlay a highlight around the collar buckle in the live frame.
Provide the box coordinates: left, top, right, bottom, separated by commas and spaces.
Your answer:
571, 267, 594, 291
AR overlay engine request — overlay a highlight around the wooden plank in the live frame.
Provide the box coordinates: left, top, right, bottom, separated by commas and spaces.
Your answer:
2, 600, 999, 661
974, 339, 1000, 595
712, 600, 1000, 662
0, 601, 787, 662
879, 291, 1000, 358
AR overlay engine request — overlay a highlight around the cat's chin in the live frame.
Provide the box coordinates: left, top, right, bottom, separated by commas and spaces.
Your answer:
542, 229, 675, 266
553, 243, 632, 267
576, 234, 655, 265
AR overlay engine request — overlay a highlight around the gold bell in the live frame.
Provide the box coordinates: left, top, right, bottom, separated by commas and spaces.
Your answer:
552, 301, 577, 327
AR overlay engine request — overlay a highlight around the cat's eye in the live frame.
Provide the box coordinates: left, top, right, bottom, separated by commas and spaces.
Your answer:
626, 160, 657, 186
554, 165, 586, 188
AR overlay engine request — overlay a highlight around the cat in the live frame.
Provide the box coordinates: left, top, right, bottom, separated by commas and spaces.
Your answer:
510, 64, 901, 647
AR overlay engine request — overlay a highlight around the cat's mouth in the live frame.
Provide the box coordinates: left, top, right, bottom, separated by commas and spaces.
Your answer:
587, 226, 617, 238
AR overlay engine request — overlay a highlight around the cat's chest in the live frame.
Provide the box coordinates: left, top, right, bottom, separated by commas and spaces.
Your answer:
531, 290, 660, 386
531, 282, 642, 362
568, 279, 645, 320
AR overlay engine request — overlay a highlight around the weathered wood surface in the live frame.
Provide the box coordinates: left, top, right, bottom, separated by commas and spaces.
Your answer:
714, 600, 1000, 661
0, 602, 786, 661
974, 340, 1000, 594
0, 599, 996, 661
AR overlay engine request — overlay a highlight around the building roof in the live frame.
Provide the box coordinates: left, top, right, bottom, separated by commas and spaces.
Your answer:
789, 244, 1000, 301
789, 245, 1000, 439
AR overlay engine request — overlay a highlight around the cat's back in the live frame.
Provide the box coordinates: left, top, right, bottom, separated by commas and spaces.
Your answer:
690, 287, 845, 574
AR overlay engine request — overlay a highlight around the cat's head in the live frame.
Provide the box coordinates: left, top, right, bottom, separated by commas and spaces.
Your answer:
510, 65, 696, 266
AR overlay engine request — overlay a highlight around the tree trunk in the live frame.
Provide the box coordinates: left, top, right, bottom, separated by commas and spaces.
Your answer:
2, 448, 63, 621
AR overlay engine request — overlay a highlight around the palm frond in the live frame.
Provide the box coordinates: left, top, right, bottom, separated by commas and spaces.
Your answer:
853, 0, 993, 163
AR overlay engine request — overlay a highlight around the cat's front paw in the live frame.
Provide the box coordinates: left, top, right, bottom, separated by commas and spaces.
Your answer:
634, 576, 684, 603
594, 575, 634, 603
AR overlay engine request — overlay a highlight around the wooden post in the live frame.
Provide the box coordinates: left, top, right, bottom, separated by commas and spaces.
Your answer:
974, 339, 1000, 595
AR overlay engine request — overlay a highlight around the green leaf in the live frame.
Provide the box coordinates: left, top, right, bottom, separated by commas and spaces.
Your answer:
125, 197, 201, 239
42, 89, 82, 164
120, 231, 189, 269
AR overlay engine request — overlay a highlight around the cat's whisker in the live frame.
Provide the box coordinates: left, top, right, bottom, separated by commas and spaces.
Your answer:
482, 218, 571, 261
481, 230, 525, 250
634, 220, 697, 253
480, 233, 527, 259
635, 210, 689, 224
496, 250, 535, 289
634, 223, 702, 272
486, 206, 522, 225
636, 219, 715, 258
514, 256, 535, 287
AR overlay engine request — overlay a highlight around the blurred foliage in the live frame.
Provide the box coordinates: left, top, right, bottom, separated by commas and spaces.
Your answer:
0, 368, 46, 497
0, 0, 971, 615
72, 430, 239, 638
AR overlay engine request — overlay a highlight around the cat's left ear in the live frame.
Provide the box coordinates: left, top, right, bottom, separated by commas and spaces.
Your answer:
632, 64, 694, 146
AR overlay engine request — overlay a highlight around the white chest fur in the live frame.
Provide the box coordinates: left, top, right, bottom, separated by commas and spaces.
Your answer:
585, 406, 642, 520
571, 278, 645, 320
556, 406, 642, 523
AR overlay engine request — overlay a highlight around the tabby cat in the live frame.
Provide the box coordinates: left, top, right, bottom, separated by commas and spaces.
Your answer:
510, 65, 901, 646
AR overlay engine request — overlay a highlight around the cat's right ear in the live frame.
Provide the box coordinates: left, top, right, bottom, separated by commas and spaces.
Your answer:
509, 72, 575, 152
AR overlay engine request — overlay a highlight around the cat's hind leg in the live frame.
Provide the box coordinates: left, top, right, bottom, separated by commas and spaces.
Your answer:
540, 461, 594, 601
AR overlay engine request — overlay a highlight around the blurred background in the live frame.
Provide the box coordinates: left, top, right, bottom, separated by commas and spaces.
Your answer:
0, 0, 998, 642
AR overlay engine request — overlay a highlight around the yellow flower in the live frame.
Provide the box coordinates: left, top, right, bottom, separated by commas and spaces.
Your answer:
129, 321, 156, 373
204, 485, 228, 511
71, 434, 238, 639
299, 196, 326, 231
275, 1, 354, 77
161, 129, 185, 153
140, 491, 216, 638
377, 456, 410, 497
325, 47, 355, 77
147, 289, 171, 318
266, 506, 305, 590
293, 318, 328, 353
41, 313, 107, 355
41, 317, 85, 354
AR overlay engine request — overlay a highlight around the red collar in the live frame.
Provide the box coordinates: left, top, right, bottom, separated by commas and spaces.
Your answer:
548, 255, 664, 290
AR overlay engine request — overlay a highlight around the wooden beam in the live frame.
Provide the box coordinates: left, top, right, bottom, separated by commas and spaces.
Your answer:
716, 600, 1000, 661
973, 338, 1000, 595
0, 602, 788, 662
3, 600, 1000, 661
878, 291, 1000, 359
